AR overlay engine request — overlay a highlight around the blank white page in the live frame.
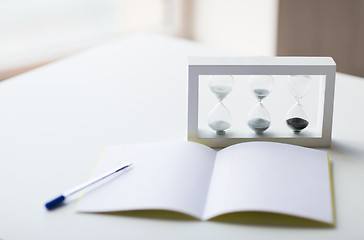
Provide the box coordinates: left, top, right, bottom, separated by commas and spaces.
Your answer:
77, 141, 216, 219
203, 142, 333, 224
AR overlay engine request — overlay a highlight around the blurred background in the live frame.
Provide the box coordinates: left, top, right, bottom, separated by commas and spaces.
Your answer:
1, 0, 363, 81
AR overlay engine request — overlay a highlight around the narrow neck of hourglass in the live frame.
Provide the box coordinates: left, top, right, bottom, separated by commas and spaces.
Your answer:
295, 97, 303, 104
256, 97, 266, 105
216, 95, 226, 102
254, 101, 266, 108
215, 101, 226, 107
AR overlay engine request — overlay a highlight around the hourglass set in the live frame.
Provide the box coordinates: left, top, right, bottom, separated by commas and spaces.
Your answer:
188, 57, 335, 148
207, 74, 313, 135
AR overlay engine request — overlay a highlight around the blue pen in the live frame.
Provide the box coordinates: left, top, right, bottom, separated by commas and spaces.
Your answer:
45, 163, 132, 210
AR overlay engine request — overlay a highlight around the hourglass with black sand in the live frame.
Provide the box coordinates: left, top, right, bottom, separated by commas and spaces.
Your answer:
286, 75, 312, 132
247, 75, 274, 134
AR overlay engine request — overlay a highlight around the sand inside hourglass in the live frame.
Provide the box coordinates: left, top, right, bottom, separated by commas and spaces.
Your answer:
208, 120, 231, 135
286, 118, 309, 132
248, 118, 270, 134
253, 89, 270, 100
210, 85, 233, 101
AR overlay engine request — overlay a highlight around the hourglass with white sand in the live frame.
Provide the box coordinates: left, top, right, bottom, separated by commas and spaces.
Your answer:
207, 75, 234, 135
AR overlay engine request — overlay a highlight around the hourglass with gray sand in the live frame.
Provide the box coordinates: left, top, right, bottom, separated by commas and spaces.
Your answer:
247, 75, 274, 134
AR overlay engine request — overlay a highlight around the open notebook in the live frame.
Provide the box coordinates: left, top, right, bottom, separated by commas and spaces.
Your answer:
77, 141, 334, 224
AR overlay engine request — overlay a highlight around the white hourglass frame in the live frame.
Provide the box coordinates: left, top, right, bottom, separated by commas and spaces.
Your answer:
187, 57, 336, 148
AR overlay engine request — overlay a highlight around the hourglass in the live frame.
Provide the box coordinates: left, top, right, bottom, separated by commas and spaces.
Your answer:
247, 75, 274, 134
207, 75, 234, 135
286, 75, 312, 132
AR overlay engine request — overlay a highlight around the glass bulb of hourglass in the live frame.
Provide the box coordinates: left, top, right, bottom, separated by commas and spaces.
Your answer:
208, 102, 232, 135
286, 102, 309, 132
209, 75, 234, 101
248, 102, 271, 134
288, 75, 312, 101
250, 75, 274, 101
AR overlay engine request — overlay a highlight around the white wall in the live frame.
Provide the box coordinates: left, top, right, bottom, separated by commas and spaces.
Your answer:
0, 0, 278, 80
0, 0, 165, 76
193, 0, 278, 56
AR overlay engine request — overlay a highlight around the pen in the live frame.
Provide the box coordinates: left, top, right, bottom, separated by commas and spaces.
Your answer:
45, 163, 132, 210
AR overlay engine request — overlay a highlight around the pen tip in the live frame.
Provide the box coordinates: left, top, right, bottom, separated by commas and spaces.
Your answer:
45, 195, 65, 210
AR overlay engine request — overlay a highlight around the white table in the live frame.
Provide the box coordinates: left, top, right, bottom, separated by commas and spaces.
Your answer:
1, 33, 364, 239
